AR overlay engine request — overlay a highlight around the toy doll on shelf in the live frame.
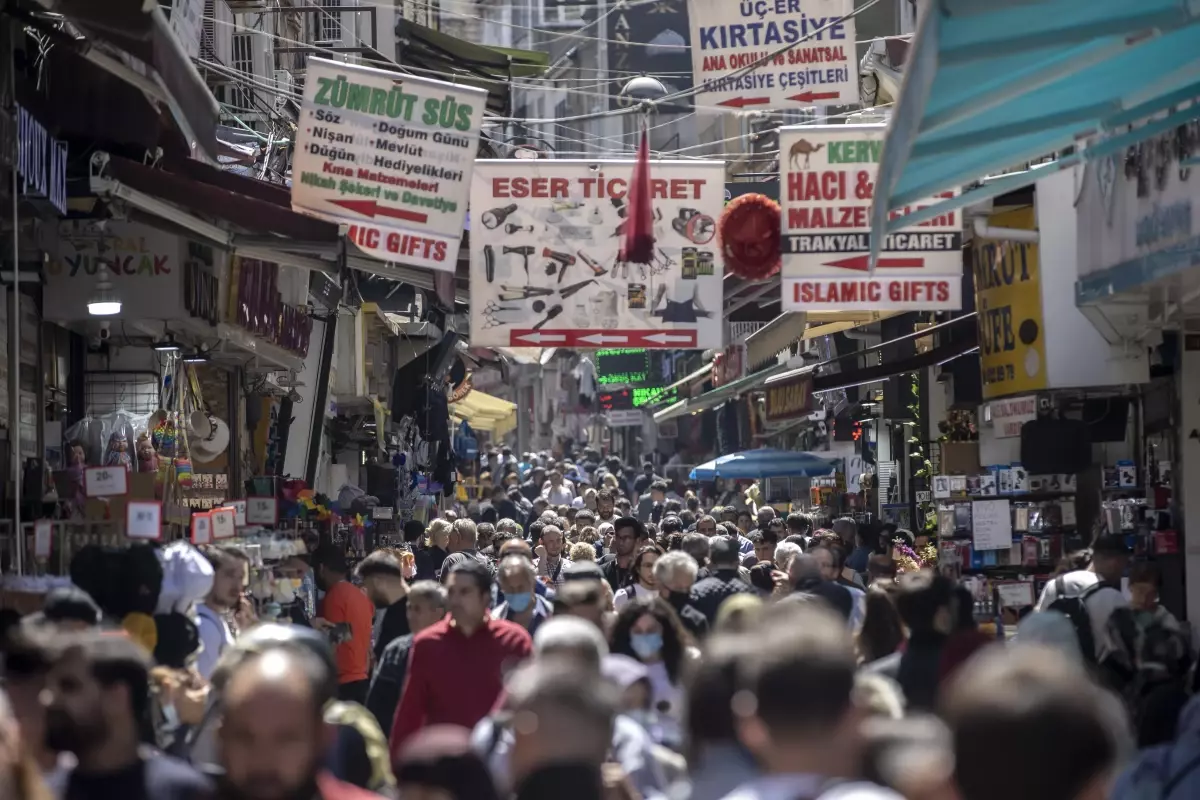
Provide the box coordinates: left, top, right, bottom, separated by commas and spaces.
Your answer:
136, 434, 159, 474
104, 431, 133, 473
66, 439, 88, 506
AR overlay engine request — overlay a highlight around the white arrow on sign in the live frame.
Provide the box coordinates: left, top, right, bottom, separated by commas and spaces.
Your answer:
577, 333, 629, 344
514, 332, 568, 344
643, 332, 695, 344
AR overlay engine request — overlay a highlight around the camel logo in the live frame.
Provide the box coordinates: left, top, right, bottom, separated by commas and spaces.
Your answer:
788, 138, 824, 170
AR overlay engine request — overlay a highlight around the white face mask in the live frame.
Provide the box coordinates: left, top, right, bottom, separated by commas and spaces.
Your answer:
273, 578, 297, 604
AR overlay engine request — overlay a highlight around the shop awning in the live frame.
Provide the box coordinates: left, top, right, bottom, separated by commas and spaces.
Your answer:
397, 22, 550, 114
871, 1, 1200, 249
451, 390, 518, 437
43, 0, 220, 163
744, 311, 898, 370
653, 362, 791, 424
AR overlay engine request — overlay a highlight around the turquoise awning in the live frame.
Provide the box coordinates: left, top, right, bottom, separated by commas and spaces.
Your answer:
871, 1, 1200, 250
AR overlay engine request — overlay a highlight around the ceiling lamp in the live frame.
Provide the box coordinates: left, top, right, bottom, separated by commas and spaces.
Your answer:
152, 332, 181, 352
181, 347, 210, 364
87, 266, 121, 316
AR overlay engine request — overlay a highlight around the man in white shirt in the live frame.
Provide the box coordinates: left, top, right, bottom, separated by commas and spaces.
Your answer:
719, 606, 901, 800
1033, 535, 1130, 660
195, 545, 249, 680
542, 470, 575, 506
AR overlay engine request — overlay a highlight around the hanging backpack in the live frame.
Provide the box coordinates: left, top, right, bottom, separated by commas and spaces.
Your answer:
1046, 576, 1112, 663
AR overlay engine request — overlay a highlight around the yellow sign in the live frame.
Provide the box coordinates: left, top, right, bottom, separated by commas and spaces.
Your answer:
973, 207, 1046, 399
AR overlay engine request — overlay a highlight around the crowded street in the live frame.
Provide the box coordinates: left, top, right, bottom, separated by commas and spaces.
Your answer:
0, 0, 1194, 799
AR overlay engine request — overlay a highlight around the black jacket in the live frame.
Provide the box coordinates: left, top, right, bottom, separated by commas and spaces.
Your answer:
863, 631, 948, 713
688, 568, 755, 624
366, 633, 415, 733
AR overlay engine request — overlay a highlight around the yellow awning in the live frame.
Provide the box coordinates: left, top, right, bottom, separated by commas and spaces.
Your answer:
451, 390, 517, 437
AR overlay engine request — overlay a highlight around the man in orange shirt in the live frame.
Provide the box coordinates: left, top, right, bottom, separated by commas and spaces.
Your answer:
312, 546, 375, 705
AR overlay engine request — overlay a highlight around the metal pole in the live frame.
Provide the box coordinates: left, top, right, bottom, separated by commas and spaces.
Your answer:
9, 25, 21, 574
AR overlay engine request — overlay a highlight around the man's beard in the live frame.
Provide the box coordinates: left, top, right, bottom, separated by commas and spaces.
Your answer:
217, 771, 321, 800
44, 710, 102, 756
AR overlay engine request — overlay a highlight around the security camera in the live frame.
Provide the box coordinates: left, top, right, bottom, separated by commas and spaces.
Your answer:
97, 321, 111, 341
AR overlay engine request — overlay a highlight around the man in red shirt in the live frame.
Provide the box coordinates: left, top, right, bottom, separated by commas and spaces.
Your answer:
390, 559, 532, 756
312, 546, 375, 705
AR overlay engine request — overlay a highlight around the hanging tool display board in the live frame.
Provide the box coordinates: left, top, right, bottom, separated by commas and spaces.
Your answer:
469, 160, 725, 349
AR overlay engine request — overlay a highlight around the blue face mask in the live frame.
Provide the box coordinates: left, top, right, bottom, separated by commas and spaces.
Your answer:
630, 632, 663, 659
506, 592, 533, 613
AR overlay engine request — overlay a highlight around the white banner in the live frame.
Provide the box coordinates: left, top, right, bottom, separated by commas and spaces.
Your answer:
687, 0, 859, 110
291, 58, 485, 273
468, 160, 725, 349
779, 125, 962, 312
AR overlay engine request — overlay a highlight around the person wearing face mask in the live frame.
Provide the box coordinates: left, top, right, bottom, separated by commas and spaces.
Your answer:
609, 597, 698, 747
652, 551, 708, 639
494, 555, 554, 635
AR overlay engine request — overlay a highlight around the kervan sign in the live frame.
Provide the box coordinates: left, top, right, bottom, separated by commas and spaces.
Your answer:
686, 0, 858, 109
764, 373, 813, 422
291, 58, 485, 273
779, 125, 962, 312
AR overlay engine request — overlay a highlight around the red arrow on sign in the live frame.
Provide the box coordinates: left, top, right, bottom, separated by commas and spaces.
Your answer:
787, 91, 839, 103
718, 97, 770, 109
823, 255, 926, 271
330, 199, 428, 224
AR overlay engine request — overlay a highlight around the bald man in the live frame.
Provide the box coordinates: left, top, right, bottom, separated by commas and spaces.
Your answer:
218, 647, 380, 800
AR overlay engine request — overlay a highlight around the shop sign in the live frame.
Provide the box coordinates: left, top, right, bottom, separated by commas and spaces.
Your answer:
988, 394, 1037, 438
779, 125, 962, 312
291, 58, 485, 273
608, 0, 694, 111
764, 373, 813, 422
16, 104, 67, 215
686, 0, 858, 109
973, 207, 1047, 400
606, 409, 643, 427
183, 241, 220, 326
469, 160, 725, 348
230, 258, 313, 357
597, 349, 651, 385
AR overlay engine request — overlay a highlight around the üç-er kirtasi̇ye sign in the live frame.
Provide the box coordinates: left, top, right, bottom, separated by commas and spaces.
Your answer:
291, 57, 485, 273
468, 160, 725, 349
779, 125, 963, 312
764, 373, 813, 422
686, 0, 859, 110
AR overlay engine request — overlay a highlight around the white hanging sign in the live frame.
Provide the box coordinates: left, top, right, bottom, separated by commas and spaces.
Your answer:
686, 0, 859, 110
971, 499, 1012, 551
33, 520, 53, 560
211, 507, 236, 540
291, 58, 486, 274
84, 466, 128, 497
126, 501, 163, 541
989, 395, 1038, 438
191, 512, 213, 546
227, 499, 247, 527
469, 160, 726, 349
779, 125, 963, 312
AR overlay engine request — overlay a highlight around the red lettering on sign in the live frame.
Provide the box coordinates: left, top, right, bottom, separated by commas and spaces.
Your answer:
788, 171, 845, 202
493, 177, 570, 198
787, 206, 868, 229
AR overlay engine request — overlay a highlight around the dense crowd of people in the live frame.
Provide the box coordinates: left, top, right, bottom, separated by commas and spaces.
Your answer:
0, 448, 1196, 799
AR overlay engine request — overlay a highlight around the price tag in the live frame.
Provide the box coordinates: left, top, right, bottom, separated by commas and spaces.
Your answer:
190, 512, 212, 546
84, 466, 128, 497
227, 500, 247, 527
126, 501, 162, 540
211, 507, 236, 540
246, 496, 278, 526
33, 520, 53, 560
372, 505, 394, 520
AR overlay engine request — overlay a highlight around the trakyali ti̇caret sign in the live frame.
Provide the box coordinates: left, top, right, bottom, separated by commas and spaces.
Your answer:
686, 0, 859, 109
291, 57, 485, 273
779, 125, 963, 312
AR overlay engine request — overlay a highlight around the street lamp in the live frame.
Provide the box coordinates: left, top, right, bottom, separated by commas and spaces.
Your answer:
87, 266, 121, 316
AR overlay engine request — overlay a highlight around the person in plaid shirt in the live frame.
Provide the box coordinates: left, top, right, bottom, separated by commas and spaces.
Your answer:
535, 526, 573, 589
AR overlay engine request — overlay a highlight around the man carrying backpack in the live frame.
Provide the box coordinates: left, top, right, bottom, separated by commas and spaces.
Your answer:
1035, 535, 1131, 661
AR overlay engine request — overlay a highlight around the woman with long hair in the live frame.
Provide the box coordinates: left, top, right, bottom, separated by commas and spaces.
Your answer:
857, 584, 905, 665
609, 596, 697, 741
613, 545, 663, 610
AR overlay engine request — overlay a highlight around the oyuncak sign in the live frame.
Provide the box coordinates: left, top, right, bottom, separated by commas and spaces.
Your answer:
468, 160, 725, 349
291, 57, 485, 273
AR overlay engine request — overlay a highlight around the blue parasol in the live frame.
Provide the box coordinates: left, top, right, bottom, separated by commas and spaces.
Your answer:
689, 448, 839, 481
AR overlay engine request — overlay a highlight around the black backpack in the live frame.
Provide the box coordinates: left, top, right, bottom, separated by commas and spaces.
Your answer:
1046, 576, 1111, 663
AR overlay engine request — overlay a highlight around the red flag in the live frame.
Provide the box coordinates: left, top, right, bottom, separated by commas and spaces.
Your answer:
619, 124, 655, 264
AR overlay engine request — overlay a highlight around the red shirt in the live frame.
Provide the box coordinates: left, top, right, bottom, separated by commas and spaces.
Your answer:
321, 581, 375, 684
390, 615, 532, 756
